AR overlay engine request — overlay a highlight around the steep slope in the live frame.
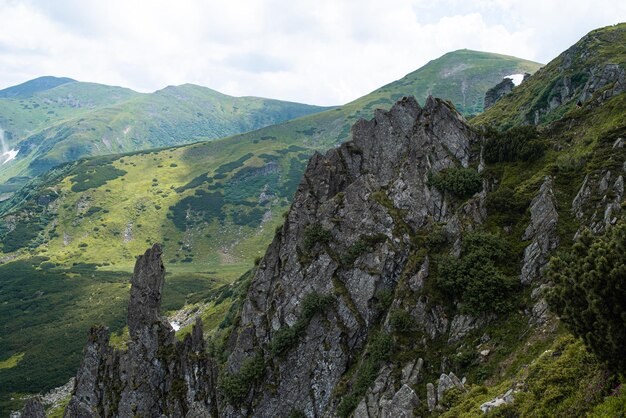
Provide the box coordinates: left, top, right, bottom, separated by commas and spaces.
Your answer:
223, 96, 480, 417
0, 81, 327, 185
473, 22, 626, 128
59, 84, 624, 417
0, 51, 542, 414
6, 21, 626, 415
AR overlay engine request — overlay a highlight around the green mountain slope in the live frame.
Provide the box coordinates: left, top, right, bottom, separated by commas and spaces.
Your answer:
0, 82, 327, 186
0, 49, 543, 413
0, 76, 76, 98
0, 81, 139, 147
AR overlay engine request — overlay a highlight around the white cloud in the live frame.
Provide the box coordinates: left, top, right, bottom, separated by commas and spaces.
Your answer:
0, 0, 624, 105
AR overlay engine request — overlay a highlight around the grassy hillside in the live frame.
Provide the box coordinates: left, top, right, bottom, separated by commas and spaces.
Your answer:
0, 49, 543, 413
0, 81, 327, 186
0, 76, 76, 98
473, 23, 626, 128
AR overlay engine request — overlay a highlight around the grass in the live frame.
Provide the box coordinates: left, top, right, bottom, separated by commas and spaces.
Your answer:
0, 353, 25, 370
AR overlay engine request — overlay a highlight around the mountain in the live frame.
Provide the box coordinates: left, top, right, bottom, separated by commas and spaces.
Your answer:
32, 22, 626, 417
0, 81, 328, 187
28, 20, 626, 416
0, 76, 76, 98
0, 50, 547, 414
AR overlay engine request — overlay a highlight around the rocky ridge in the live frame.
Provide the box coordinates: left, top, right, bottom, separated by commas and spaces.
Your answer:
222, 96, 486, 417
61, 244, 218, 417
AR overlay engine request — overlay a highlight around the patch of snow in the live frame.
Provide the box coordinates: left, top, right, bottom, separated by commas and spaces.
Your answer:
2, 149, 18, 164
504, 73, 525, 86
170, 321, 181, 331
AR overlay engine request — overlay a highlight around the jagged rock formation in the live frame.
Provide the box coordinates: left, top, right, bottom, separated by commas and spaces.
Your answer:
17, 397, 46, 418
64, 244, 217, 417
223, 96, 483, 417
484, 78, 515, 109
520, 176, 559, 285
572, 162, 625, 236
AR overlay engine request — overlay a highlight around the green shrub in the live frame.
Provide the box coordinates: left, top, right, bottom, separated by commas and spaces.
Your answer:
389, 309, 413, 333
302, 223, 332, 252
374, 289, 393, 311
70, 164, 127, 192
428, 167, 483, 198
301, 292, 335, 320
590, 384, 626, 417
337, 332, 393, 417
217, 354, 265, 404
483, 125, 546, 164
437, 232, 516, 314
547, 224, 626, 372
270, 292, 335, 357
486, 186, 528, 218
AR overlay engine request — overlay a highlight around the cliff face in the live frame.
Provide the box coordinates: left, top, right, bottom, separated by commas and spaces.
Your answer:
57, 89, 623, 417
63, 245, 218, 418
484, 78, 515, 110
223, 96, 483, 417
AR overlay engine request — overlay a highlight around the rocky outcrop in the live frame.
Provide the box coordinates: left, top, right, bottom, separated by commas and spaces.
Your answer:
480, 388, 516, 413
484, 78, 515, 109
224, 96, 479, 417
572, 168, 625, 236
353, 363, 422, 418
19, 398, 46, 418
520, 176, 559, 285
64, 244, 218, 418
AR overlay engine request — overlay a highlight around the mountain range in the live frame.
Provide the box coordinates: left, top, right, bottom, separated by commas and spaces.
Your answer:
2, 22, 625, 417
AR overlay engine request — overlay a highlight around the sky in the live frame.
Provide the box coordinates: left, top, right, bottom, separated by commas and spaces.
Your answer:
0, 0, 624, 106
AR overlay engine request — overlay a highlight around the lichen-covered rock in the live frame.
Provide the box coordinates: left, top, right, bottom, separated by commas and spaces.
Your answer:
20, 397, 46, 418
383, 384, 419, 418
426, 383, 436, 411
480, 389, 516, 413
484, 78, 515, 109
224, 96, 479, 417
437, 374, 456, 405
520, 176, 559, 284
64, 244, 218, 418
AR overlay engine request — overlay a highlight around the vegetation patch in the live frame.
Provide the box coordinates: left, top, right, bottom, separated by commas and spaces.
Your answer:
547, 224, 626, 372
217, 354, 265, 404
436, 232, 517, 315
302, 223, 333, 252
428, 167, 483, 199
70, 163, 126, 192
270, 292, 335, 357
483, 125, 546, 163
337, 332, 394, 417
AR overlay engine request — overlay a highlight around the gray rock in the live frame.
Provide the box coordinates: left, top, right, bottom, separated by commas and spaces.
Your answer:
448, 372, 465, 391
484, 78, 515, 109
382, 384, 419, 418
480, 389, 516, 413
65, 245, 218, 418
401, 358, 423, 386
437, 373, 456, 404
225, 96, 478, 417
21, 398, 46, 418
520, 177, 559, 284
426, 383, 436, 411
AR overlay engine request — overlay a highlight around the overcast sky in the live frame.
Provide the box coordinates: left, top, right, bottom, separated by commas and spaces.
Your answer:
0, 0, 624, 106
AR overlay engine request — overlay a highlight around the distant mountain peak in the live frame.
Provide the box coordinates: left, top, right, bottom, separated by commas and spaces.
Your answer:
0, 76, 77, 99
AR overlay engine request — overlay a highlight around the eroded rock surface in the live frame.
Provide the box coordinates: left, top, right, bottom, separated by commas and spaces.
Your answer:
520, 176, 559, 285
64, 244, 217, 418
224, 96, 480, 417
484, 78, 515, 109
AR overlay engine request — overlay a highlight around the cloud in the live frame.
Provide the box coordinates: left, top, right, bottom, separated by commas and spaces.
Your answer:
0, 0, 624, 105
